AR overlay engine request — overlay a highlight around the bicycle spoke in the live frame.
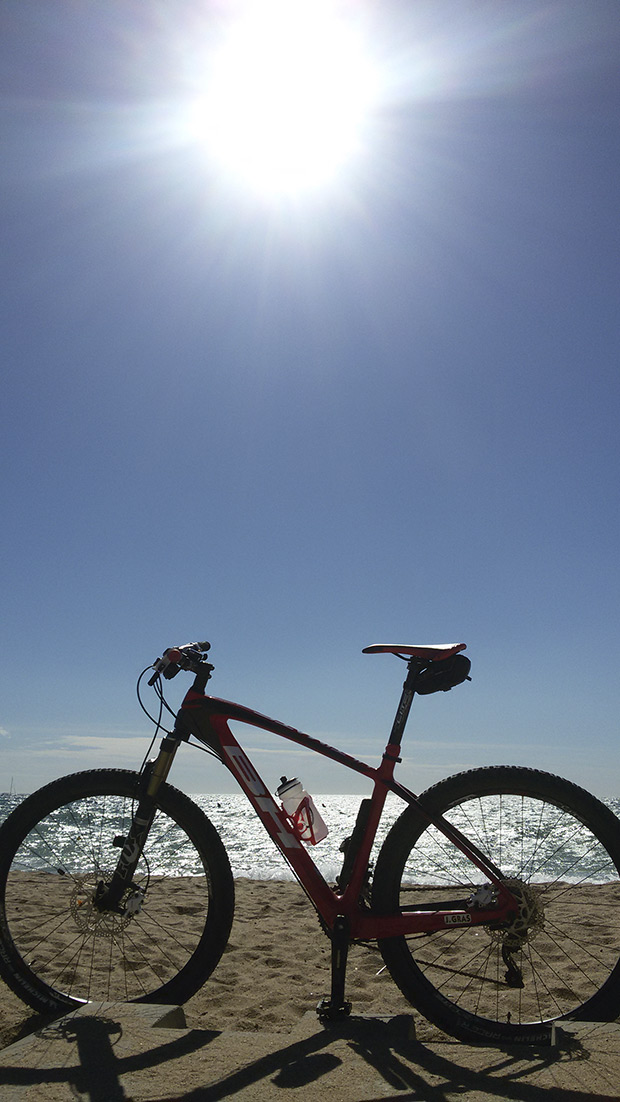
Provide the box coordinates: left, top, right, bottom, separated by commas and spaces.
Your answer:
375, 767, 620, 1040
1, 778, 233, 1008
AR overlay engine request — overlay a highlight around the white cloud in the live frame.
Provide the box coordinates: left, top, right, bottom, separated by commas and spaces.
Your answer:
60, 735, 152, 752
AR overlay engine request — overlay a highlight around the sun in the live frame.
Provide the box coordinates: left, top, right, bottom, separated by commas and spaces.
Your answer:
194, 1, 379, 199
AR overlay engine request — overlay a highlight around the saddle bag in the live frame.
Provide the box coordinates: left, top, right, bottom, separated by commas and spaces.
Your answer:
414, 654, 471, 694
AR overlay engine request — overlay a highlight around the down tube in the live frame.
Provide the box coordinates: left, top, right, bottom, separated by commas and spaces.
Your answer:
208, 717, 340, 922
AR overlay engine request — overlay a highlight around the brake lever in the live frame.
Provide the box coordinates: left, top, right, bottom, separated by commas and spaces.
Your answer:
148, 654, 172, 686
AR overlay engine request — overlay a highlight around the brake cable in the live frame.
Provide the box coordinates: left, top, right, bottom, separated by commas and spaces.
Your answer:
135, 663, 223, 776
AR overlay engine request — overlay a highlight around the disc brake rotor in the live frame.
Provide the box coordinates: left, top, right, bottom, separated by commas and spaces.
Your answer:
70, 875, 135, 937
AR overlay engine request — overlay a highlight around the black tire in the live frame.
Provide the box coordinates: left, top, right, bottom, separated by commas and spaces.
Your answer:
0, 769, 235, 1014
372, 766, 620, 1044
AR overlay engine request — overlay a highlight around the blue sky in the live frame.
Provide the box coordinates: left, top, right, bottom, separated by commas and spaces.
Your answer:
2, 1, 619, 798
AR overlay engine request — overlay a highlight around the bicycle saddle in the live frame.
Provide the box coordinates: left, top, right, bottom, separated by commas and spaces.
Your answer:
362, 643, 466, 660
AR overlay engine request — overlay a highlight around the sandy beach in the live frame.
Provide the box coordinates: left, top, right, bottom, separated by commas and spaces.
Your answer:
2, 879, 620, 1100
0, 879, 415, 1048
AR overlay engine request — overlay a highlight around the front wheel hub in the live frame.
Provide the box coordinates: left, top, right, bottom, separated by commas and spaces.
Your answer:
70, 876, 137, 935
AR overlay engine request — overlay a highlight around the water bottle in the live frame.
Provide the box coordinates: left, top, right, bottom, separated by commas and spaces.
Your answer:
276, 776, 328, 845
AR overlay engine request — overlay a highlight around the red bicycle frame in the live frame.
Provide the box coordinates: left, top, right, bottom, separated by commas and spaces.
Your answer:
163, 674, 519, 941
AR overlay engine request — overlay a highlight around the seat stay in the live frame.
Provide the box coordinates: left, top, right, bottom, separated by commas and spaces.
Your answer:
388, 778, 505, 882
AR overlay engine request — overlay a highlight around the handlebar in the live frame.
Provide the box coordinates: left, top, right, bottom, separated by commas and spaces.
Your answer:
148, 641, 211, 686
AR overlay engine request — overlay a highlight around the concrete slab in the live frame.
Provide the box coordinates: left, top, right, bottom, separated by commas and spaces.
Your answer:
1, 1004, 619, 1101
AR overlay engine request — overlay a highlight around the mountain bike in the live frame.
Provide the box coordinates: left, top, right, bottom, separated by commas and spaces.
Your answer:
1, 640, 620, 1045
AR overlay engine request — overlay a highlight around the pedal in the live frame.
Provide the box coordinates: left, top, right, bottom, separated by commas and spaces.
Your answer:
316, 997, 352, 1022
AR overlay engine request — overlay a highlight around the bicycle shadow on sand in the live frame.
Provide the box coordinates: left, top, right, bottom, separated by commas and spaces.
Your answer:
0, 1015, 211, 1102
169, 1017, 620, 1102
1, 1014, 619, 1102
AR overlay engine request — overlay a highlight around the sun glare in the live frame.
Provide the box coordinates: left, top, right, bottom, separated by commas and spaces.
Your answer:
195, 1, 379, 198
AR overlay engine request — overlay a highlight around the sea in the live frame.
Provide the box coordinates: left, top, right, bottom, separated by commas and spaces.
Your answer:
0, 792, 402, 882
2, 791, 620, 883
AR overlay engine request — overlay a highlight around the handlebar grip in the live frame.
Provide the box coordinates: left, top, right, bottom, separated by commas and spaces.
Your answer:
172, 642, 211, 657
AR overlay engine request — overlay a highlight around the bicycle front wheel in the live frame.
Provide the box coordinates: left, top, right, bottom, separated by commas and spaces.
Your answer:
373, 766, 620, 1044
0, 769, 234, 1014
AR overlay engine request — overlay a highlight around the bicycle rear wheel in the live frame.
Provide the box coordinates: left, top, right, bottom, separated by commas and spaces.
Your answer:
372, 766, 620, 1044
0, 769, 234, 1014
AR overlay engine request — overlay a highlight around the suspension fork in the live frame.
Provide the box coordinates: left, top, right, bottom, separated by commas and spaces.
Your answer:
95, 735, 182, 912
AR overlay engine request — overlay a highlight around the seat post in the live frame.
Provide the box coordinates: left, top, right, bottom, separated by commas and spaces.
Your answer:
388, 659, 423, 748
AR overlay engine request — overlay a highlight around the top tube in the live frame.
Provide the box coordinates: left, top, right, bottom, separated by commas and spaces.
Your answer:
176, 690, 378, 782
